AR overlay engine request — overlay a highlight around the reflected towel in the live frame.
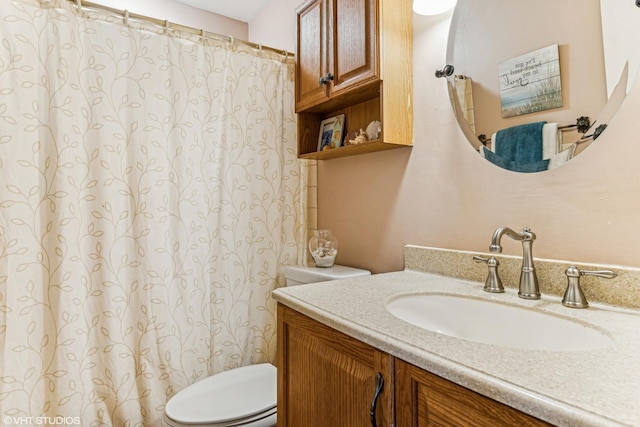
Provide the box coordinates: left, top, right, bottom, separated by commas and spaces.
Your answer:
547, 143, 576, 170
542, 122, 562, 159
455, 76, 475, 133
494, 121, 546, 164
482, 147, 549, 173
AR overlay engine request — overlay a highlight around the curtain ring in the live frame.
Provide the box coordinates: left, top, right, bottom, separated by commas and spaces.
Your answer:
76, 0, 81, 8
257, 44, 263, 52
164, 20, 170, 33
123, 9, 129, 25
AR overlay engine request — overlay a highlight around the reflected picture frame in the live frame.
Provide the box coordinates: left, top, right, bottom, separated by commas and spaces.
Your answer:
317, 114, 345, 152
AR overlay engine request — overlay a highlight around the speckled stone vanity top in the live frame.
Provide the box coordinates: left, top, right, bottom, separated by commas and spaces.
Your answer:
272, 246, 640, 427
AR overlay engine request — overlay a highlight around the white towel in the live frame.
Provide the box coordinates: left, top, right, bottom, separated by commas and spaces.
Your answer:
542, 123, 562, 159
548, 143, 576, 170
490, 132, 498, 152
455, 77, 476, 133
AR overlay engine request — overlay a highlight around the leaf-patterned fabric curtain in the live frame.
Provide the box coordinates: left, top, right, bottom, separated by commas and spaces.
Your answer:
0, 0, 304, 425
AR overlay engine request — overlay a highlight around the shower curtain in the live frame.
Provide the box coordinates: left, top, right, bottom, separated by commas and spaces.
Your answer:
0, 0, 304, 425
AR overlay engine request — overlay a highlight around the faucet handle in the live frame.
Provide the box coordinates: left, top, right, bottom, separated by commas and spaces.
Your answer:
562, 265, 618, 308
473, 256, 504, 293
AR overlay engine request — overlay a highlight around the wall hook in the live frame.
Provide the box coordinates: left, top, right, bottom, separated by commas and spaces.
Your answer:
435, 64, 454, 78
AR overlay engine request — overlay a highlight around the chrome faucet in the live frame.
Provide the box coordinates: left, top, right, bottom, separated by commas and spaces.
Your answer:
562, 265, 617, 308
489, 227, 540, 299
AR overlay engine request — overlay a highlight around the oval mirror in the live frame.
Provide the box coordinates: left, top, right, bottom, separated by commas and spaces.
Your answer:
446, 0, 640, 173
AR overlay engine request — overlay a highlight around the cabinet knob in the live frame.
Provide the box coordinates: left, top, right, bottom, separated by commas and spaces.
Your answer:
319, 72, 334, 85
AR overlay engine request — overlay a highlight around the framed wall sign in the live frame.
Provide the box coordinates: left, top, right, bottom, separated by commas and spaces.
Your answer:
499, 44, 562, 117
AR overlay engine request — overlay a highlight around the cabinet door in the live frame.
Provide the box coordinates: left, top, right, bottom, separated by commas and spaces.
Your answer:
395, 360, 552, 427
329, 0, 378, 96
277, 304, 393, 427
296, 0, 330, 112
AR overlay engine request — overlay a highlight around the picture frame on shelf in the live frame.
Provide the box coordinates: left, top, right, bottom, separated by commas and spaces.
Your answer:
317, 114, 345, 152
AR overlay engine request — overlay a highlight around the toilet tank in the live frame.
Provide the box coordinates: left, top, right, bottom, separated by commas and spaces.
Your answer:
284, 265, 371, 286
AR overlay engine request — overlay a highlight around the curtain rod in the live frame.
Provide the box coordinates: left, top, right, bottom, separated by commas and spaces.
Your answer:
64, 0, 294, 58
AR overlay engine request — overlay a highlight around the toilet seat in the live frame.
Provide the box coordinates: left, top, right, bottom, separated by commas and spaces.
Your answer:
164, 407, 276, 427
164, 363, 277, 427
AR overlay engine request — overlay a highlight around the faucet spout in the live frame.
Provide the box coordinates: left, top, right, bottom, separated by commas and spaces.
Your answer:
489, 226, 531, 253
489, 227, 540, 299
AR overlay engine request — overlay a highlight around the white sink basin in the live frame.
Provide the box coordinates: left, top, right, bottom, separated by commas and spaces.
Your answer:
386, 293, 612, 351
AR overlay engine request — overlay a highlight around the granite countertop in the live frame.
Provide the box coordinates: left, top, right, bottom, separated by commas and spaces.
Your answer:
272, 269, 640, 427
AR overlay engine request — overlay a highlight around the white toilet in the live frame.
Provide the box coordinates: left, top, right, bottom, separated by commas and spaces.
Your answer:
163, 264, 371, 427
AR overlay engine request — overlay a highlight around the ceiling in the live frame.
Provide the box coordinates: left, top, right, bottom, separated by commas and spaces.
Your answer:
173, 0, 271, 22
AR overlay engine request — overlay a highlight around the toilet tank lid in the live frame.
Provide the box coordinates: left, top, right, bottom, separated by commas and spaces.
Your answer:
285, 265, 371, 284
165, 363, 276, 424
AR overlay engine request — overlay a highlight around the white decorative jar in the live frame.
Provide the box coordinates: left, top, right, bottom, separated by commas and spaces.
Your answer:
308, 229, 339, 268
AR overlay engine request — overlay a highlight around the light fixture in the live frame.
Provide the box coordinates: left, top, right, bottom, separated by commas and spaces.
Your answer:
412, 0, 457, 16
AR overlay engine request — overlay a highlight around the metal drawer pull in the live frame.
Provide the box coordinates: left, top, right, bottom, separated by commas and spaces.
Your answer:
370, 372, 384, 427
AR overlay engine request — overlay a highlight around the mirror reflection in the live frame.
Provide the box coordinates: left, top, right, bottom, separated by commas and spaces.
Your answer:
446, 0, 640, 173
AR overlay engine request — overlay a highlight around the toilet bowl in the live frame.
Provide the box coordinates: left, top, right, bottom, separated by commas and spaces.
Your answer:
164, 264, 371, 426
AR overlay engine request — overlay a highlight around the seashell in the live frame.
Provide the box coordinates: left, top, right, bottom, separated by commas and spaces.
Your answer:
366, 120, 381, 140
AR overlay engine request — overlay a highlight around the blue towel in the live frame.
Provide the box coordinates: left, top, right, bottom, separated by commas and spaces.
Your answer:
482, 147, 549, 173
495, 121, 546, 165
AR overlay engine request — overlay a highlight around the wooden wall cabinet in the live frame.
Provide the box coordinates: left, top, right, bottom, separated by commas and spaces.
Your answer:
295, 0, 413, 160
278, 304, 553, 426
295, 0, 377, 112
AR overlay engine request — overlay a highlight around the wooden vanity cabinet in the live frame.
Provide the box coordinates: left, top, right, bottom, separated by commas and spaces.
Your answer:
278, 304, 554, 426
277, 304, 394, 427
294, 0, 413, 159
395, 359, 553, 426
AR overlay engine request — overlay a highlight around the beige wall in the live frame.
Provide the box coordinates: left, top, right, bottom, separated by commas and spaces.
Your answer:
92, 0, 248, 39
601, 0, 640, 96
312, 11, 640, 274
94, 0, 640, 276
250, 1, 640, 274
449, 0, 606, 143
249, 0, 299, 53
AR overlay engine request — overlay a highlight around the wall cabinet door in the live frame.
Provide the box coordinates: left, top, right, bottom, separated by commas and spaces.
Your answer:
329, 0, 378, 97
395, 359, 552, 427
295, 0, 378, 112
296, 0, 330, 111
277, 304, 393, 427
